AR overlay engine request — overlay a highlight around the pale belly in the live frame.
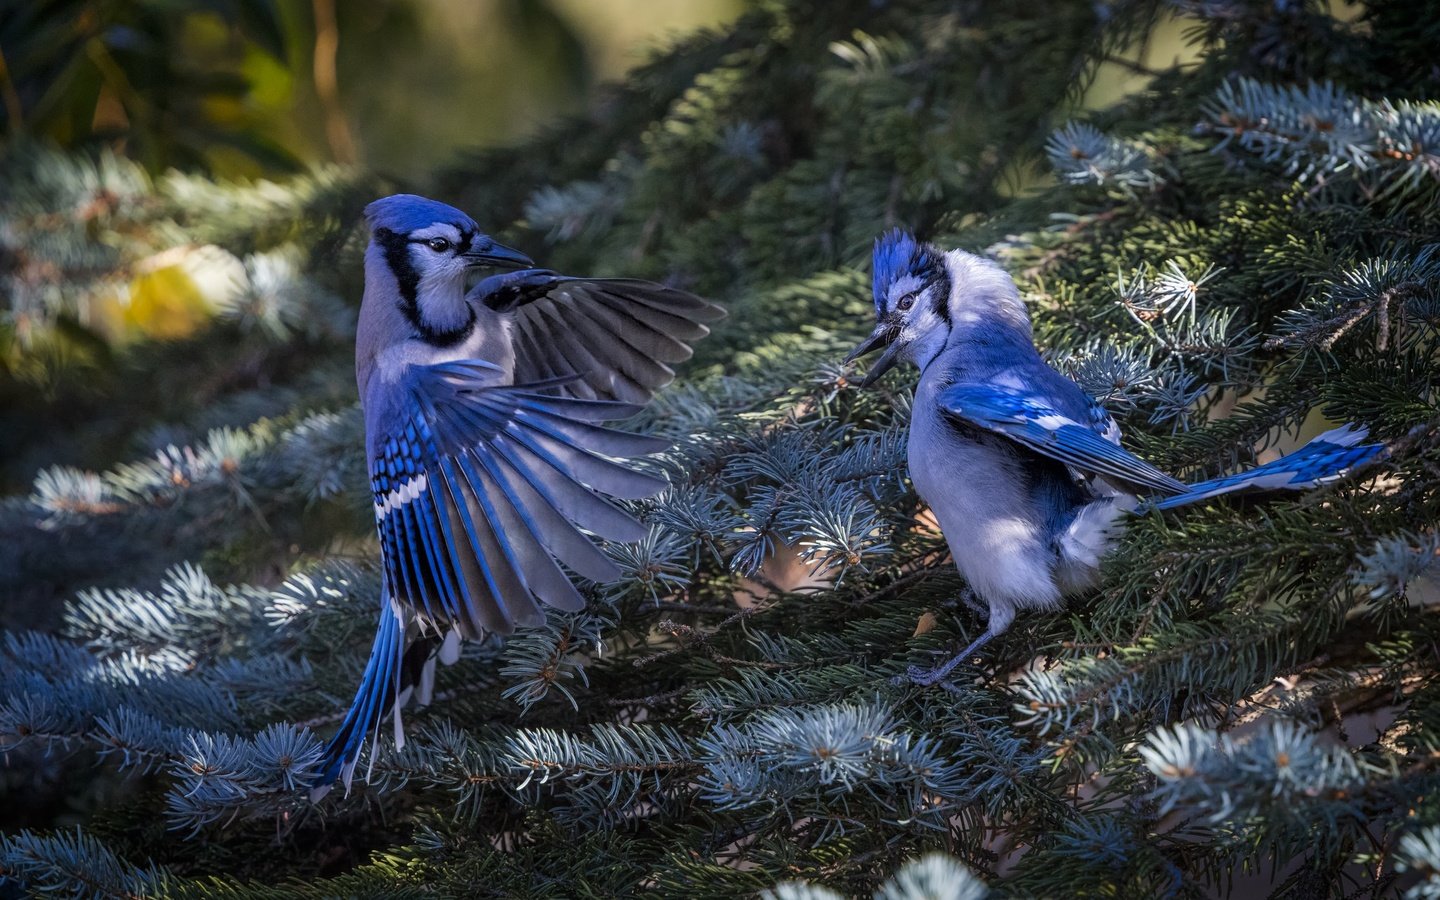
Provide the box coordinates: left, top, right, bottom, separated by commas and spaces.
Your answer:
906, 404, 1065, 629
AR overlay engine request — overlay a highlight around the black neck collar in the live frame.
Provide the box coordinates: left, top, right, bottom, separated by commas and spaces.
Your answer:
375, 227, 476, 348
927, 266, 952, 328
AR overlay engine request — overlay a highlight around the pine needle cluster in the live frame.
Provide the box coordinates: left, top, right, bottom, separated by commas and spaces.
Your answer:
2, 0, 1438, 896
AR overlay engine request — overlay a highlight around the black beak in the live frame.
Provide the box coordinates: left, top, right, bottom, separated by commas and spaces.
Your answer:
844, 322, 903, 388
463, 239, 533, 269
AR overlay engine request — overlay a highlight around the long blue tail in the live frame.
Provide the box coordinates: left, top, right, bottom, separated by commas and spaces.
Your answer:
311, 600, 406, 800
1150, 424, 1384, 511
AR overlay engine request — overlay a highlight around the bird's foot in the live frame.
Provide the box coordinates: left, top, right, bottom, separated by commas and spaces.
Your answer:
900, 627, 997, 687
933, 587, 983, 615
904, 655, 970, 687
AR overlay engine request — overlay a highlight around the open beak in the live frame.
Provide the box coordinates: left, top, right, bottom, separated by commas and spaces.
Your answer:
463, 240, 533, 270
844, 322, 903, 388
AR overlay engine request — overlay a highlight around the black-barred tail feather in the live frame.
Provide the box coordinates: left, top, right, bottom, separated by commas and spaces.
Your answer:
1151, 425, 1385, 511
312, 599, 429, 794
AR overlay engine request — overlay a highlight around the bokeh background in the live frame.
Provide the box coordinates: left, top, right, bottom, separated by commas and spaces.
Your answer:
0, 0, 1196, 495
5, 2, 1439, 894
3, 1, 746, 176
0, 0, 747, 498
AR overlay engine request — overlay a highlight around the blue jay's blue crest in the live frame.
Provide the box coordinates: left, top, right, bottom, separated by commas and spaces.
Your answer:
365, 194, 478, 236
848, 231, 1386, 688
317, 193, 726, 796
871, 228, 937, 312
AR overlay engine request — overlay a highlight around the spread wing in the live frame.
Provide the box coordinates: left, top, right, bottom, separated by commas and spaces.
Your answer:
937, 382, 1187, 496
371, 359, 667, 636
318, 359, 668, 793
472, 271, 725, 403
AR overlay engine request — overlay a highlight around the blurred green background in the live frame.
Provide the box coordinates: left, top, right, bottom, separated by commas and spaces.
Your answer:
0, 0, 1199, 495
1, 0, 745, 176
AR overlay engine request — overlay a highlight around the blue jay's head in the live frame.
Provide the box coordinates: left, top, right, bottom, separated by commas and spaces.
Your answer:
365, 194, 532, 344
846, 229, 952, 386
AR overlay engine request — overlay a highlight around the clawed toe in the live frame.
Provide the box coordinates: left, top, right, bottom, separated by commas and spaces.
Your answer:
900, 628, 996, 687
906, 663, 952, 686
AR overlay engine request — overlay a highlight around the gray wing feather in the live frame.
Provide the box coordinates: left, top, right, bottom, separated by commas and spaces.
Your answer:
509, 279, 725, 403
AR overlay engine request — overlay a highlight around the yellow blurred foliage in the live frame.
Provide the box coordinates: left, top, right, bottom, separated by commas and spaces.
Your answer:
92, 264, 216, 343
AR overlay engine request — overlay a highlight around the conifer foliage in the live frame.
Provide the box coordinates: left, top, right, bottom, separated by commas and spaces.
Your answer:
3, 0, 1439, 896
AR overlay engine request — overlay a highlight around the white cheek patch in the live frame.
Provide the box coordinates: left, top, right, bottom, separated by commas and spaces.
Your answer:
375, 474, 428, 520
410, 252, 473, 333
413, 252, 468, 281
903, 308, 952, 368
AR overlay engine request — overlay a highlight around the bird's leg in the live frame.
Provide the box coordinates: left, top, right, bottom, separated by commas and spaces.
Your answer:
906, 627, 997, 687
959, 585, 986, 617
898, 586, 989, 686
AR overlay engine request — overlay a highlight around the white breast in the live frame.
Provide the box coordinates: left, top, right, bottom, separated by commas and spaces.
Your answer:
371, 310, 515, 390
908, 373, 1064, 633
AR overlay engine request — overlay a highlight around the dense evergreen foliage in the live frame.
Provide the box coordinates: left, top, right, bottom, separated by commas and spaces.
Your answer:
2, 0, 1438, 896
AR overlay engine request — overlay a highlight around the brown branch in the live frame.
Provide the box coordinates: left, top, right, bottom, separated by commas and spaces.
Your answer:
0, 45, 24, 129
312, 0, 358, 165
1264, 281, 1421, 353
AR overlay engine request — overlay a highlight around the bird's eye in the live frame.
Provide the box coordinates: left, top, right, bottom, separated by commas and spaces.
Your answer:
426, 238, 453, 253
897, 292, 916, 311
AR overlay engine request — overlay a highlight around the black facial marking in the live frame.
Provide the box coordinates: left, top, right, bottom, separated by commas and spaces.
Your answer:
375, 226, 477, 348
900, 242, 950, 326
375, 227, 419, 307
928, 266, 952, 327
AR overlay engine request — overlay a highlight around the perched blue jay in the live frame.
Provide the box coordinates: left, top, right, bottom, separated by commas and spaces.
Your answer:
316, 194, 723, 794
846, 230, 1385, 686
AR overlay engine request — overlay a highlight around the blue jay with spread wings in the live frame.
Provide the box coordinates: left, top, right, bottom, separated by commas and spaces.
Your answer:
315, 194, 723, 794
846, 230, 1385, 686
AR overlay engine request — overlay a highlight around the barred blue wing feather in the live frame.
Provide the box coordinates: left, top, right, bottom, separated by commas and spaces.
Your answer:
1086, 397, 1122, 445
936, 383, 1188, 495
1150, 424, 1385, 510
317, 358, 669, 793
854, 234, 1389, 688
381, 359, 666, 634
479, 273, 725, 403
